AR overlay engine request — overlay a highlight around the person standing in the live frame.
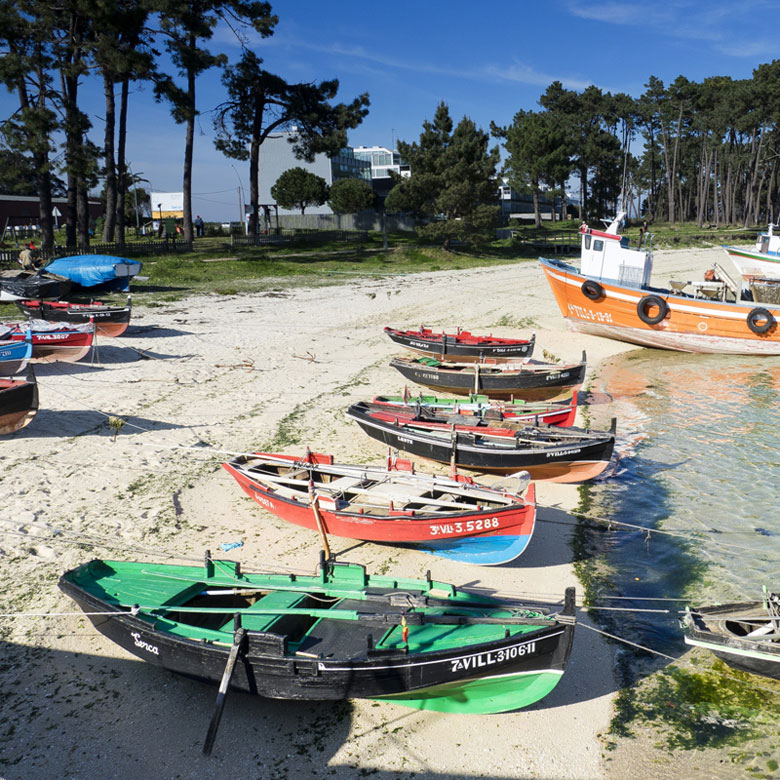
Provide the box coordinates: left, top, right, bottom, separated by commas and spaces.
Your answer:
194, 215, 204, 237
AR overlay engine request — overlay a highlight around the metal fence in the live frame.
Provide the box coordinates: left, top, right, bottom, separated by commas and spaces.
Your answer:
231, 230, 368, 248
0, 239, 194, 270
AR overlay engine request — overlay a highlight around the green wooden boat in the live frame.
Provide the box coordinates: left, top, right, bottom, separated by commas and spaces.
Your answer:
60, 554, 576, 716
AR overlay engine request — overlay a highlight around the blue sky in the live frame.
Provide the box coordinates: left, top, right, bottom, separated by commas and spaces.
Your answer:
4, 0, 779, 220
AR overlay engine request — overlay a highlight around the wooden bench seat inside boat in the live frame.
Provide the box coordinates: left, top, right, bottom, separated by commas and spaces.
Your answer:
240, 590, 309, 633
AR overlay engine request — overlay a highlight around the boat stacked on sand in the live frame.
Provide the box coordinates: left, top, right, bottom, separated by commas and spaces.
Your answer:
16, 296, 132, 338
223, 450, 537, 565
346, 401, 615, 482
0, 331, 32, 376
369, 392, 578, 427
680, 589, 780, 680
384, 325, 535, 362
59, 553, 576, 714
0, 368, 38, 435
540, 211, 780, 354
0, 320, 95, 363
0, 269, 73, 302
390, 352, 586, 402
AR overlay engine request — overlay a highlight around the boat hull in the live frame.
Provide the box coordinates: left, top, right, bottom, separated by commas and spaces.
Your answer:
59, 560, 576, 713
723, 246, 780, 281
347, 405, 615, 481
0, 271, 73, 301
682, 600, 780, 680
7, 326, 94, 363
16, 297, 131, 337
0, 372, 38, 435
0, 338, 32, 376
540, 257, 780, 355
385, 327, 535, 362
391, 356, 585, 401
222, 454, 537, 565
369, 395, 577, 427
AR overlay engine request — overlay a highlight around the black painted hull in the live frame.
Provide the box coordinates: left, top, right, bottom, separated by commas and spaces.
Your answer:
0, 272, 73, 302
59, 579, 576, 702
347, 403, 615, 481
682, 600, 780, 680
16, 297, 132, 337
0, 371, 38, 434
390, 356, 586, 401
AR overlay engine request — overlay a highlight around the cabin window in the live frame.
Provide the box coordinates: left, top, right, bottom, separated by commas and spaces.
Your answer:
584, 235, 591, 250
593, 240, 604, 252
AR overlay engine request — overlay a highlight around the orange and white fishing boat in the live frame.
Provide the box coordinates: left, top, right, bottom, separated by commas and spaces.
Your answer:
540, 212, 780, 354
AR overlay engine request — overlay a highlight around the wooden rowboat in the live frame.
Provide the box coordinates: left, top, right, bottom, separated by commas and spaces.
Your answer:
223, 450, 537, 565
369, 392, 578, 427
0, 269, 72, 302
59, 554, 576, 725
1, 320, 95, 363
681, 590, 780, 679
384, 325, 535, 362
541, 212, 780, 354
390, 353, 586, 401
346, 401, 616, 482
16, 296, 132, 337
0, 332, 32, 376
0, 368, 38, 435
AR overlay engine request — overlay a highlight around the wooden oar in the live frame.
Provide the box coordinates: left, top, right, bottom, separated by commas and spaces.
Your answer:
309, 479, 331, 559
203, 623, 246, 755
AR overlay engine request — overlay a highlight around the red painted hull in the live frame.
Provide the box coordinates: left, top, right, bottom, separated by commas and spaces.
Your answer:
17, 298, 131, 337
7, 325, 94, 363
222, 452, 536, 546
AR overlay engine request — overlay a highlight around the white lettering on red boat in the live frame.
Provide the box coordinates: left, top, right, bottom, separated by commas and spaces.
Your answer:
429, 517, 500, 536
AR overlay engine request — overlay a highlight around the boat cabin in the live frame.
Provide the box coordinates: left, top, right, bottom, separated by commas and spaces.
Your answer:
757, 223, 780, 256
579, 211, 652, 288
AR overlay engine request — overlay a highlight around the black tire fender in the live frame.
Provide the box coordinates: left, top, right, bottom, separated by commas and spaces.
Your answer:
636, 295, 669, 325
581, 279, 605, 301
747, 307, 775, 335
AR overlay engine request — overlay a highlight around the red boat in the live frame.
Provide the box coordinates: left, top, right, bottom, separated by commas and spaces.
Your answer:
2, 321, 95, 363
385, 325, 535, 362
367, 392, 578, 427
223, 450, 537, 565
16, 296, 132, 337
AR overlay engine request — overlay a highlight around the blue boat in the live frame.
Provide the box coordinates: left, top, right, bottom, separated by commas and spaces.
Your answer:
0, 331, 32, 377
44, 254, 143, 292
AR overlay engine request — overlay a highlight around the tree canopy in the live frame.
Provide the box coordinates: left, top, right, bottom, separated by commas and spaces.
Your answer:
327, 177, 374, 214
270, 167, 328, 215
385, 102, 499, 248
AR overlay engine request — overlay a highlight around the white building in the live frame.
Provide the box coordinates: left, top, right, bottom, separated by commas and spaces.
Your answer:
257, 131, 372, 215
352, 146, 410, 180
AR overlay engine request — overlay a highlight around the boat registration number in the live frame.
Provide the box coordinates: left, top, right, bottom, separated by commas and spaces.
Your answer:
429, 517, 500, 536
450, 639, 537, 673
568, 303, 613, 323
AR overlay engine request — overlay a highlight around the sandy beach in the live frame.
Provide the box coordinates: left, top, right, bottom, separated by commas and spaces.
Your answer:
0, 246, 725, 780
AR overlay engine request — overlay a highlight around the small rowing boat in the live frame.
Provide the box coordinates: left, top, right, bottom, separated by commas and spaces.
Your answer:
0, 331, 32, 376
390, 352, 586, 401
0, 269, 73, 302
681, 589, 780, 679
0, 320, 95, 363
384, 325, 535, 362
0, 367, 38, 435
368, 392, 577, 427
59, 554, 576, 723
223, 450, 537, 565
16, 296, 132, 337
346, 401, 616, 482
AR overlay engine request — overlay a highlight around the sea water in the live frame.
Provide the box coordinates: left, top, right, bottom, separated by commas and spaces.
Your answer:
586, 349, 780, 655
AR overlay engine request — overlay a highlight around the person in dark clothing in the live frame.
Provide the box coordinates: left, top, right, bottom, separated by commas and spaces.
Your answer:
194, 215, 204, 237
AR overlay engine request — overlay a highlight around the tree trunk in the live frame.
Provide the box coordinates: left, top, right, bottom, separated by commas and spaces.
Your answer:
77, 183, 90, 246
181, 35, 196, 244
102, 73, 117, 242
248, 104, 262, 235
114, 76, 129, 244
532, 185, 541, 228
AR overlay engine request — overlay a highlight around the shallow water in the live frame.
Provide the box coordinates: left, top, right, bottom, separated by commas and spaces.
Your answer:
587, 349, 780, 655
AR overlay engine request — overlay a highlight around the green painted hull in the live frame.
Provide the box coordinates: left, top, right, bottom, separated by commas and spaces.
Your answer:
375, 669, 564, 714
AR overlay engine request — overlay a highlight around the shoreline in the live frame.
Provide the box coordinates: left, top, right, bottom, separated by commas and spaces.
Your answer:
0, 247, 726, 779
